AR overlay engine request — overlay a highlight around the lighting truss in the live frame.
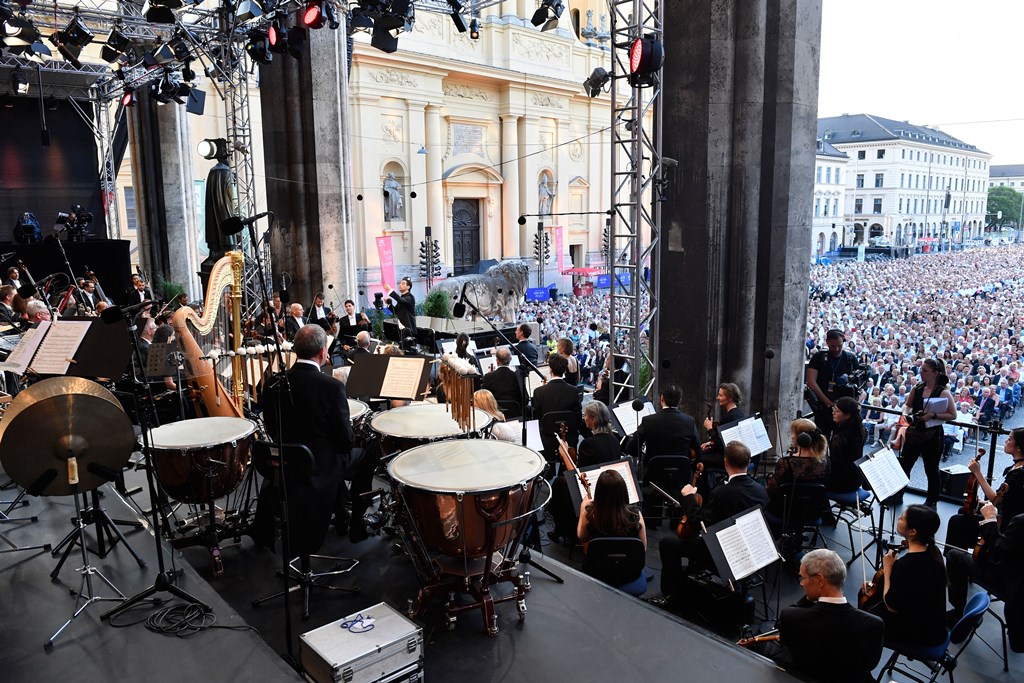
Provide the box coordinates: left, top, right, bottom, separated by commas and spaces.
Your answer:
607, 0, 663, 402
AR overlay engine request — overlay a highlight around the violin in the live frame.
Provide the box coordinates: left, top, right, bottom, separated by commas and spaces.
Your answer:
961, 448, 987, 515
857, 539, 906, 610
676, 462, 705, 539
737, 630, 780, 648
705, 400, 719, 436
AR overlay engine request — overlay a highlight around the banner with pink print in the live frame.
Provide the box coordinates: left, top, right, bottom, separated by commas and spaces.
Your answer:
375, 235, 396, 293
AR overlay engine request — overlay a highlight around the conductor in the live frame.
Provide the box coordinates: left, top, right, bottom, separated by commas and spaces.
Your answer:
384, 277, 417, 338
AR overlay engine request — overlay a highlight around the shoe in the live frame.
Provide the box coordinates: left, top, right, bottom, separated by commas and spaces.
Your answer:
946, 608, 963, 628
646, 595, 670, 607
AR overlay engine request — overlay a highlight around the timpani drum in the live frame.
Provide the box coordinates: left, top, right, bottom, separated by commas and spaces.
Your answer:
149, 416, 256, 504
387, 440, 545, 558
348, 398, 370, 422
370, 402, 493, 454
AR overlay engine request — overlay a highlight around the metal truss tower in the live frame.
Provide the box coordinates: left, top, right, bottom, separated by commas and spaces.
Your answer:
607, 0, 663, 403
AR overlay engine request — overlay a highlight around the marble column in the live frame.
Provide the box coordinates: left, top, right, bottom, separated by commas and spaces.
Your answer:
657, 0, 822, 429
500, 114, 521, 258
425, 105, 445, 265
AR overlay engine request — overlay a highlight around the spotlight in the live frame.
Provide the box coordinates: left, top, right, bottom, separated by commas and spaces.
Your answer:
198, 138, 228, 160
447, 0, 466, 33
267, 19, 286, 53
10, 67, 28, 94
151, 42, 176, 65
628, 34, 665, 87
3, 15, 51, 61
583, 67, 610, 97
48, 11, 94, 68
121, 88, 137, 107
531, 0, 563, 30
302, 0, 325, 29
245, 29, 273, 65
469, 18, 479, 40
142, 1, 176, 24
286, 26, 307, 58
325, 1, 339, 30
101, 25, 132, 62
370, 22, 399, 53
349, 8, 373, 31
236, 0, 263, 22
169, 28, 193, 60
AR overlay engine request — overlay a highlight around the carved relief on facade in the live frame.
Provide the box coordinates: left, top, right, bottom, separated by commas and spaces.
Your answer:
370, 69, 418, 87
451, 123, 487, 157
443, 83, 492, 102
530, 92, 565, 110
415, 11, 445, 38
539, 131, 555, 163
381, 115, 403, 148
568, 139, 583, 161
511, 32, 569, 63
487, 196, 495, 218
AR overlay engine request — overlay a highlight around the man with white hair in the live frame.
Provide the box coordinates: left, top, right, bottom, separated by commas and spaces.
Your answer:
25, 299, 50, 324
346, 330, 372, 364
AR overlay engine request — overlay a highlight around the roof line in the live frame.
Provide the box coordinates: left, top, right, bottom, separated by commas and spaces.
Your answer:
863, 114, 898, 139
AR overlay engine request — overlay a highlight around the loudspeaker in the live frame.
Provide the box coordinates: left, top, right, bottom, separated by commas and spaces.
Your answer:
940, 464, 970, 499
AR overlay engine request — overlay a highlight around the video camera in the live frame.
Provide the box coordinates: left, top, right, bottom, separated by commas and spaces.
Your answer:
831, 367, 869, 399
55, 204, 94, 242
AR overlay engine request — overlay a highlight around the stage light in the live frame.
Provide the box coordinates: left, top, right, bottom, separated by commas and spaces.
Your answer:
302, 0, 325, 29
583, 67, 609, 97
531, 0, 563, 30
469, 18, 479, 40
198, 138, 228, 160
267, 20, 284, 52
121, 88, 136, 107
10, 67, 28, 94
286, 26, 307, 58
370, 21, 399, 53
48, 10, 94, 68
447, 0, 466, 33
142, 1, 176, 24
4, 15, 50, 62
325, 1, 339, 30
349, 8, 373, 31
151, 42, 176, 65
236, 0, 263, 23
169, 28, 193, 60
245, 29, 273, 65
101, 25, 132, 62
628, 34, 664, 87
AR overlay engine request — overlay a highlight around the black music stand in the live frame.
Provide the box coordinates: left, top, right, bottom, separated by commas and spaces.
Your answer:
345, 354, 431, 402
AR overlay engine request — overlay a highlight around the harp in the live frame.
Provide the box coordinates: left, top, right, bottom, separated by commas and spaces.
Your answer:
171, 251, 246, 418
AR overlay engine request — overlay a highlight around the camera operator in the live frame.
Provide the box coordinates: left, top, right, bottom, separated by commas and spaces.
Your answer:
896, 358, 955, 509
805, 329, 862, 438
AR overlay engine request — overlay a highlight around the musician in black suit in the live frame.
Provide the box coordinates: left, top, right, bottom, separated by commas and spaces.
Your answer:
657, 442, 769, 599
307, 292, 335, 334
283, 303, 306, 342
947, 504, 1024, 649
0, 285, 19, 329
699, 382, 747, 472
514, 323, 539, 366
346, 331, 372, 364
761, 549, 884, 683
482, 347, 523, 419
124, 273, 153, 306
337, 299, 371, 339
624, 383, 700, 464
531, 353, 582, 421
258, 325, 373, 548
384, 278, 416, 334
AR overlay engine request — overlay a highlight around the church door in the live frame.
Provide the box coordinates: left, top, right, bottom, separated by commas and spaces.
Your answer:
452, 199, 481, 276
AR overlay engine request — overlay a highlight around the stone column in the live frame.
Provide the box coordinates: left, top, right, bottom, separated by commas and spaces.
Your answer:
657, 0, 822, 429
517, 115, 532, 256
500, 114, 521, 258
155, 103, 201, 297
425, 105, 445, 248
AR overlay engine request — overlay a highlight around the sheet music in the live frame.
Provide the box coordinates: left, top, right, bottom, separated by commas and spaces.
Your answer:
380, 356, 426, 399
611, 400, 656, 436
576, 460, 640, 504
857, 448, 909, 501
0, 321, 48, 375
29, 320, 91, 375
719, 416, 773, 455
505, 419, 543, 452
714, 508, 779, 581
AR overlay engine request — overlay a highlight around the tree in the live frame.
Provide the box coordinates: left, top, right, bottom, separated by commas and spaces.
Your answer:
986, 185, 1022, 229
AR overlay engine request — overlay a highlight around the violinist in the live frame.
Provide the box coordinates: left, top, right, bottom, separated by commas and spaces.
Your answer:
655, 442, 769, 604
698, 382, 746, 472
759, 549, 884, 683
577, 469, 647, 555
947, 504, 1024, 647
862, 505, 948, 649
826, 397, 867, 494
308, 292, 336, 335
897, 358, 955, 508
765, 419, 830, 524
337, 299, 371, 336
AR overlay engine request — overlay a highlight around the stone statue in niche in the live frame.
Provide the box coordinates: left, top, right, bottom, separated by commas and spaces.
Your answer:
383, 172, 404, 222
538, 174, 555, 217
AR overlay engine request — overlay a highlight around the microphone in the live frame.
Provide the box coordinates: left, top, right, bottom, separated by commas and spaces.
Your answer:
452, 282, 469, 317
280, 275, 290, 304
764, 348, 775, 359
101, 299, 155, 324
220, 211, 271, 235
0, 252, 17, 264
631, 398, 645, 412
16, 272, 61, 299
796, 432, 813, 448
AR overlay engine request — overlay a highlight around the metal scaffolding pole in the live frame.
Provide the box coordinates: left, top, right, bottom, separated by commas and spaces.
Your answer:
607, 0, 662, 403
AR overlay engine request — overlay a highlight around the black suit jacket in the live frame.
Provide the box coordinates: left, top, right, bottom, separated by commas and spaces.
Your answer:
532, 377, 581, 420
308, 306, 333, 333
632, 407, 699, 460
387, 290, 416, 331
482, 366, 522, 417
515, 339, 540, 365
776, 598, 884, 683
284, 316, 306, 341
577, 432, 623, 469
346, 346, 371, 364
261, 362, 354, 554
681, 474, 769, 527
0, 303, 18, 328
124, 287, 153, 306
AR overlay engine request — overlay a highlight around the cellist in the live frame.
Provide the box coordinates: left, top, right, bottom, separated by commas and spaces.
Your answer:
653, 442, 769, 606
946, 427, 1024, 550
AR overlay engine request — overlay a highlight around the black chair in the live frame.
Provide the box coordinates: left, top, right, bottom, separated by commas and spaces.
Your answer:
826, 488, 876, 567
497, 400, 522, 421
767, 482, 830, 553
641, 455, 691, 524
582, 537, 647, 596
539, 410, 580, 467
249, 440, 359, 619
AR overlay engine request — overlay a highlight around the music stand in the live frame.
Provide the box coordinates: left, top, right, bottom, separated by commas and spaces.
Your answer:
856, 447, 909, 568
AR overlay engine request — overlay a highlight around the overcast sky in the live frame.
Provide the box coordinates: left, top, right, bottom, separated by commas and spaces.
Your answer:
819, 1, 1024, 166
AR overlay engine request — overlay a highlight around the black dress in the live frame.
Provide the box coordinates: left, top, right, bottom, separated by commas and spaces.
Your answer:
828, 423, 866, 493
872, 550, 948, 647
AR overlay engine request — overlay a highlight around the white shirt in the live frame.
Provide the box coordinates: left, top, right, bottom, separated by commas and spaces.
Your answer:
296, 359, 320, 370
817, 596, 848, 604
291, 316, 305, 329
314, 305, 327, 320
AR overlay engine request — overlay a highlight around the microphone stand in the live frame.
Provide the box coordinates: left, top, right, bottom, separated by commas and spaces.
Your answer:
243, 214, 301, 669
51, 227, 88, 312
459, 293, 562, 584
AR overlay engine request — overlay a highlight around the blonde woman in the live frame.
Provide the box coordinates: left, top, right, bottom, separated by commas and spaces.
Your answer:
474, 389, 517, 442
767, 418, 830, 498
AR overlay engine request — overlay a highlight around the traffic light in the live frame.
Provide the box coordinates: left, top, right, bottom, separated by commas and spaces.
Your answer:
419, 235, 442, 287
601, 220, 610, 259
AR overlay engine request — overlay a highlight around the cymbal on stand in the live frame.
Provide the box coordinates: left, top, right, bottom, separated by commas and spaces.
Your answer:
0, 377, 135, 496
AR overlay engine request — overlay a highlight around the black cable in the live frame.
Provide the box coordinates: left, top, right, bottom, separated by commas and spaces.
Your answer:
108, 602, 262, 640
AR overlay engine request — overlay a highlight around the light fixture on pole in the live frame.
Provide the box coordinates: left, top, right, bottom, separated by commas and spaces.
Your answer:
583, 67, 609, 97
531, 0, 563, 32
469, 18, 479, 40
447, 0, 467, 32
10, 67, 29, 94
627, 34, 664, 87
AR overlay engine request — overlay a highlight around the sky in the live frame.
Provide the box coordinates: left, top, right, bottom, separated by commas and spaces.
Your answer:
818, 1, 1024, 166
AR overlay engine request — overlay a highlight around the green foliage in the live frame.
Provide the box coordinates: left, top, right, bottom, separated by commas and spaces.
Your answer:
421, 288, 452, 319
986, 186, 1022, 228
371, 306, 386, 340
154, 275, 185, 302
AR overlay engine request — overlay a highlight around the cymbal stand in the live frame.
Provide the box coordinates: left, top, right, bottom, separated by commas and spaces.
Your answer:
49, 488, 146, 580
101, 305, 209, 622
45, 471, 125, 650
